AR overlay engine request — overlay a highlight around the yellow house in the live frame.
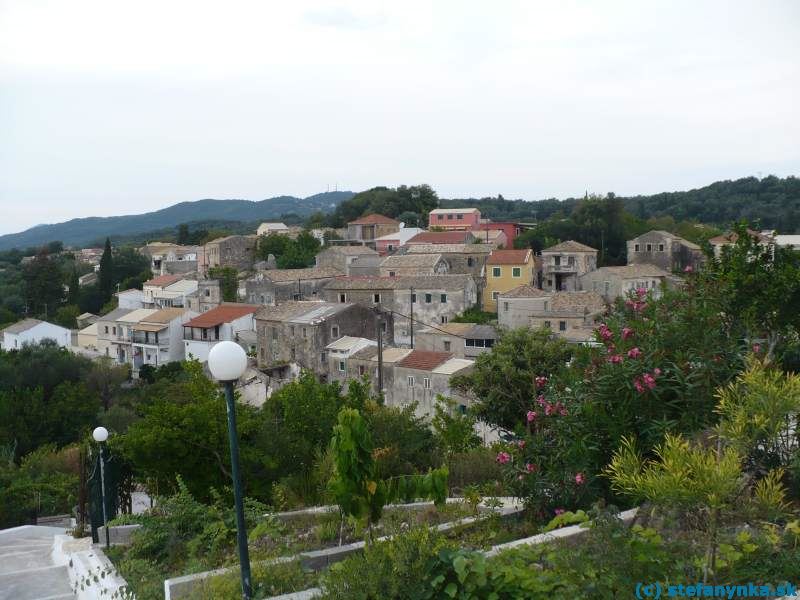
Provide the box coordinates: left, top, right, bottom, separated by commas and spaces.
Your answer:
483, 249, 535, 312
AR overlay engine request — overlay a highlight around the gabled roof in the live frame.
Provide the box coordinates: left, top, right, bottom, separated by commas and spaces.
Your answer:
542, 240, 597, 253
416, 322, 474, 337
98, 307, 134, 322
162, 279, 199, 294
184, 303, 260, 328
488, 249, 531, 265
321, 245, 379, 255
380, 254, 444, 269
407, 231, 476, 245
143, 274, 182, 287
351, 346, 412, 363
397, 350, 453, 371
406, 243, 490, 255
117, 308, 159, 324
709, 229, 772, 245
257, 267, 343, 282
325, 336, 377, 352
432, 358, 475, 375
499, 285, 551, 298
549, 291, 606, 314
1, 318, 44, 335
325, 274, 474, 291
138, 307, 188, 324
255, 301, 353, 324
348, 214, 399, 226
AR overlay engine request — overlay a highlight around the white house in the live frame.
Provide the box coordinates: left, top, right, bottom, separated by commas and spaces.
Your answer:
116, 289, 146, 310
130, 307, 196, 371
142, 274, 183, 306
0, 319, 71, 350
183, 303, 260, 363
257, 222, 290, 236
151, 279, 199, 308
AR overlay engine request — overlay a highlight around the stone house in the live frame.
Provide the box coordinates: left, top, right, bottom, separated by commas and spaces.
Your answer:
346, 346, 412, 397
205, 235, 257, 271
390, 350, 474, 419
325, 336, 378, 385
254, 301, 389, 380
483, 249, 535, 312
346, 214, 400, 244
708, 229, 775, 259
315, 245, 381, 276
579, 264, 672, 302
414, 322, 498, 359
428, 208, 481, 231
140, 242, 204, 276
379, 254, 450, 277
323, 274, 479, 346
540, 240, 598, 292
245, 267, 343, 306
183, 303, 260, 363
626, 230, 704, 273
374, 226, 425, 254
497, 286, 605, 342
405, 244, 491, 280
185, 279, 222, 314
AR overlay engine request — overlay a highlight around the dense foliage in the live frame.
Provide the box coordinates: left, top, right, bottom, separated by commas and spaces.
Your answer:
255, 230, 321, 269
323, 184, 438, 228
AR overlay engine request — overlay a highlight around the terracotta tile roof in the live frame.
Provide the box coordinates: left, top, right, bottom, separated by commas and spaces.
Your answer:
143, 274, 182, 287
184, 303, 260, 328
488, 249, 531, 265
380, 254, 443, 269
407, 231, 475, 244
542, 240, 597, 253
499, 285, 551, 298
397, 350, 453, 371
324, 274, 474, 291
348, 214, 399, 225
406, 243, 490, 255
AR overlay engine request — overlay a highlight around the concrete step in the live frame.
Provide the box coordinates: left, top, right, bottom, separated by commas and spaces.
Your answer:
0, 526, 75, 600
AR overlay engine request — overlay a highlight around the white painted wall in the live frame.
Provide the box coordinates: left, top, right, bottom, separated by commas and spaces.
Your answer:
1, 321, 71, 350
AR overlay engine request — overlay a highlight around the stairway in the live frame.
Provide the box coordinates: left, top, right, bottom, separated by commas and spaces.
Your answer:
0, 526, 75, 600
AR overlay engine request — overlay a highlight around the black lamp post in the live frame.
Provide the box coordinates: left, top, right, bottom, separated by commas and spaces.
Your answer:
208, 341, 252, 600
92, 426, 111, 549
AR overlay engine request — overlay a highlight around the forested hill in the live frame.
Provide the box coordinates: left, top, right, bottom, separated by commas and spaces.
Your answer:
0, 191, 354, 250
441, 176, 800, 232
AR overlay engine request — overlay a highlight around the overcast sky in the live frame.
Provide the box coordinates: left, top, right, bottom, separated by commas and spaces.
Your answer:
1, 1, 798, 235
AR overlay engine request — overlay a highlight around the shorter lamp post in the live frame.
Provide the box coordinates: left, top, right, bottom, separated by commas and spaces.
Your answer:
92, 426, 110, 549
208, 341, 252, 600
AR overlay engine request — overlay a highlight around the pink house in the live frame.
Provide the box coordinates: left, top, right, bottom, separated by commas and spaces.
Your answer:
428, 208, 481, 230
374, 226, 425, 255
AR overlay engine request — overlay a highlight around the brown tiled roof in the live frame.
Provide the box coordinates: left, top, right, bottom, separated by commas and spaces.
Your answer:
349, 214, 399, 225
542, 240, 597, 253
406, 243, 490, 255
499, 285, 550, 298
184, 303, 260, 328
324, 274, 474, 291
407, 231, 475, 244
709, 229, 771, 245
488, 249, 531, 265
143, 274, 182, 287
259, 267, 343, 282
322, 245, 378, 255
381, 254, 443, 269
397, 350, 453, 371
139, 307, 188, 324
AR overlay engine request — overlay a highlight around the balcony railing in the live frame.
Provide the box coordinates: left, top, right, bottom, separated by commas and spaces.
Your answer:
132, 333, 168, 346
544, 263, 578, 273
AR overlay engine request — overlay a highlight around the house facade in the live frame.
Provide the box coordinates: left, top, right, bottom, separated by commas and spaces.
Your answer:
483, 249, 534, 312
116, 289, 145, 310
325, 336, 378, 384
378, 254, 450, 277
406, 231, 477, 245
708, 229, 775, 259
414, 323, 498, 359
428, 208, 481, 231
579, 264, 672, 302
540, 240, 598, 292
107, 308, 159, 365
323, 274, 478, 346
245, 267, 343, 306
0, 319, 71, 351
346, 214, 401, 244
373, 226, 425, 254
130, 307, 195, 372
315, 246, 381, 276
183, 303, 260, 363
205, 235, 257, 271
256, 222, 290, 236
627, 230, 704, 272
185, 279, 222, 314
255, 301, 388, 379
390, 350, 474, 419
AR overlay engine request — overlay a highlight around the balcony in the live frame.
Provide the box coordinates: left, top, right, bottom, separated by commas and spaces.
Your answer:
544, 263, 577, 273
132, 332, 168, 346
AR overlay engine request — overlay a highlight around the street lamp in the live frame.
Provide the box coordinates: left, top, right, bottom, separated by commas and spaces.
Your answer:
208, 341, 252, 600
92, 426, 110, 549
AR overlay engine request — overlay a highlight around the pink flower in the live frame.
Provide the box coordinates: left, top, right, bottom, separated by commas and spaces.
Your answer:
607, 354, 623, 364
653, 367, 662, 376
622, 327, 634, 340
536, 394, 547, 407
535, 376, 548, 388
517, 440, 526, 450
625, 299, 636, 310
496, 452, 511, 465
554, 508, 565, 516
544, 403, 555, 416
633, 377, 646, 394
600, 328, 613, 341
752, 343, 761, 354
627, 347, 642, 359
683, 265, 693, 273
636, 288, 648, 298
558, 405, 568, 416
526, 410, 537, 423
574, 473, 585, 485
525, 463, 538, 473
643, 373, 656, 389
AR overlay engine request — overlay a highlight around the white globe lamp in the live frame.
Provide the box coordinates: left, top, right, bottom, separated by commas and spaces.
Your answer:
92, 426, 109, 443
208, 341, 248, 381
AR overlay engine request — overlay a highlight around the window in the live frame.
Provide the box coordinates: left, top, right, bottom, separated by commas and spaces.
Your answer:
658, 244, 664, 252
568, 256, 575, 266
465, 339, 475, 347
554, 256, 561, 266
302, 327, 307, 338
443, 340, 451, 351
271, 326, 277, 339
388, 244, 394, 251
407, 375, 415, 387
512, 267, 521, 278
260, 348, 265, 360
291, 348, 295, 360
205, 288, 210, 297
339, 293, 346, 303
437, 214, 444, 221
492, 267, 501, 277
381, 321, 387, 333
423, 377, 431, 389
646, 243, 652, 252
544, 321, 551, 328
492, 291, 499, 300
440, 293, 447, 303
485, 339, 494, 348
447, 214, 454, 220
338, 360, 346, 372
425, 293, 432, 303
202, 328, 208, 339
389, 271, 396, 277
457, 214, 463, 220
373, 293, 381, 303
112, 326, 116, 335
104, 326, 109, 334
320, 352, 326, 362
559, 321, 566, 331
634, 243, 640, 252
467, 257, 474, 267
503, 301, 509, 312
358, 365, 366, 376
272, 347, 278, 360
604, 281, 610, 294
290, 325, 295, 336
331, 325, 339, 338
441, 316, 448, 324
543, 301, 549, 311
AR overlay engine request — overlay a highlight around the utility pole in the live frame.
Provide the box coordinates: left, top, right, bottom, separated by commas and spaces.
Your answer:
374, 307, 384, 397
297, 279, 301, 301
409, 287, 414, 349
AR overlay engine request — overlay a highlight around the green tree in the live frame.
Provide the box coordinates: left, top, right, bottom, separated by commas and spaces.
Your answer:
67, 268, 81, 306
54, 304, 80, 328
177, 223, 190, 245
85, 356, 130, 411
98, 238, 114, 302
431, 397, 480, 456
208, 267, 238, 302
23, 249, 64, 318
